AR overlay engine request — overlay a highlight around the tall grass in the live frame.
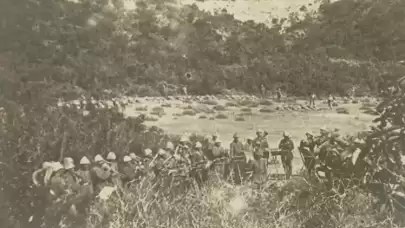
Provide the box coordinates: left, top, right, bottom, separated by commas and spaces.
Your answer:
84, 174, 399, 228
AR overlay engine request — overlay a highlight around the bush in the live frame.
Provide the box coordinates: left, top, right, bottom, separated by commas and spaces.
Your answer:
235, 116, 245, 121
215, 113, 228, 119
161, 103, 172, 108
248, 102, 259, 108
240, 107, 252, 112
336, 107, 349, 114
198, 115, 207, 119
150, 106, 165, 116
182, 110, 196, 116
237, 100, 257, 107
259, 108, 275, 113
213, 105, 227, 111
201, 100, 218, 105
135, 105, 148, 111
225, 102, 238, 107
258, 99, 273, 106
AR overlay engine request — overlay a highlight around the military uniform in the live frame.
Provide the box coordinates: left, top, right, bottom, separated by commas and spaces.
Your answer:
229, 135, 245, 184
299, 135, 316, 175
190, 143, 208, 187
252, 134, 268, 184
278, 133, 294, 180
211, 141, 228, 179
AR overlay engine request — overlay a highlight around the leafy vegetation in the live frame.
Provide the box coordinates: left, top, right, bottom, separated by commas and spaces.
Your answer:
2, 0, 405, 227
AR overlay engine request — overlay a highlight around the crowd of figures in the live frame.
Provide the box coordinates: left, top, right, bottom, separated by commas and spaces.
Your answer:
29, 126, 366, 227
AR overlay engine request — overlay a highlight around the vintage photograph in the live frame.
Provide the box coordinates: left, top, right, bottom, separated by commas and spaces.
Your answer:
1, 0, 405, 227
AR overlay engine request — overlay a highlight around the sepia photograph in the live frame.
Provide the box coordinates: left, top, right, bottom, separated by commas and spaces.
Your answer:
1, 0, 405, 227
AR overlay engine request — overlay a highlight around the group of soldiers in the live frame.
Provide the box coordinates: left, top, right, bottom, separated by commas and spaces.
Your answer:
30, 126, 357, 227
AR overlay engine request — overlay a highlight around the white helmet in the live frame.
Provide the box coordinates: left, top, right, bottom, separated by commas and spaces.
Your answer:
129, 153, 138, 160
79, 156, 91, 165
63, 157, 75, 170
51, 162, 64, 172
283, 131, 291, 138
107, 152, 116, 160
180, 135, 189, 142
215, 139, 222, 144
144, 148, 152, 157
42, 161, 52, 169
94, 154, 105, 163
158, 148, 166, 156
166, 141, 174, 150
195, 141, 202, 148
123, 155, 132, 162
212, 132, 219, 137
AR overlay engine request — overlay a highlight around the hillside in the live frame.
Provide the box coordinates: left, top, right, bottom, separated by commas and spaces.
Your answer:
2, 0, 405, 228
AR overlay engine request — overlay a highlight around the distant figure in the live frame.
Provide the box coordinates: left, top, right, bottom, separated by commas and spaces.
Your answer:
327, 94, 333, 109
309, 93, 316, 107
276, 88, 282, 101
182, 86, 188, 96
162, 83, 168, 98
260, 84, 266, 98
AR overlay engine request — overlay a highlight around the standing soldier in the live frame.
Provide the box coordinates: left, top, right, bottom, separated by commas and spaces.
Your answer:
309, 92, 316, 108
252, 129, 268, 185
278, 132, 295, 180
299, 133, 316, 176
277, 88, 282, 101
229, 133, 245, 184
211, 139, 227, 179
261, 84, 266, 98
327, 94, 334, 109
243, 137, 255, 181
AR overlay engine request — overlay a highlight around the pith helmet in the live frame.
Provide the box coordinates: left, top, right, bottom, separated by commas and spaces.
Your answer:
166, 141, 174, 150
180, 135, 189, 142
107, 152, 116, 160
94, 154, 105, 163
79, 156, 91, 165
144, 148, 152, 157
123, 155, 132, 162
195, 141, 202, 148
63, 157, 75, 170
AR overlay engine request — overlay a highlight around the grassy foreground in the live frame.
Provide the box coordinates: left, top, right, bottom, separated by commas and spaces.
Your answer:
85, 173, 397, 228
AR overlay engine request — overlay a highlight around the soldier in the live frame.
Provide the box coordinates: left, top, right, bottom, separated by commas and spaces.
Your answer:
106, 152, 118, 172
91, 154, 113, 194
327, 94, 334, 109
189, 141, 208, 187
143, 148, 154, 172
261, 84, 266, 97
59, 157, 82, 223
175, 136, 191, 165
166, 141, 175, 155
243, 137, 255, 181
211, 139, 228, 179
75, 156, 94, 224
120, 155, 136, 187
309, 92, 316, 108
299, 132, 316, 176
229, 133, 245, 184
278, 132, 295, 180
